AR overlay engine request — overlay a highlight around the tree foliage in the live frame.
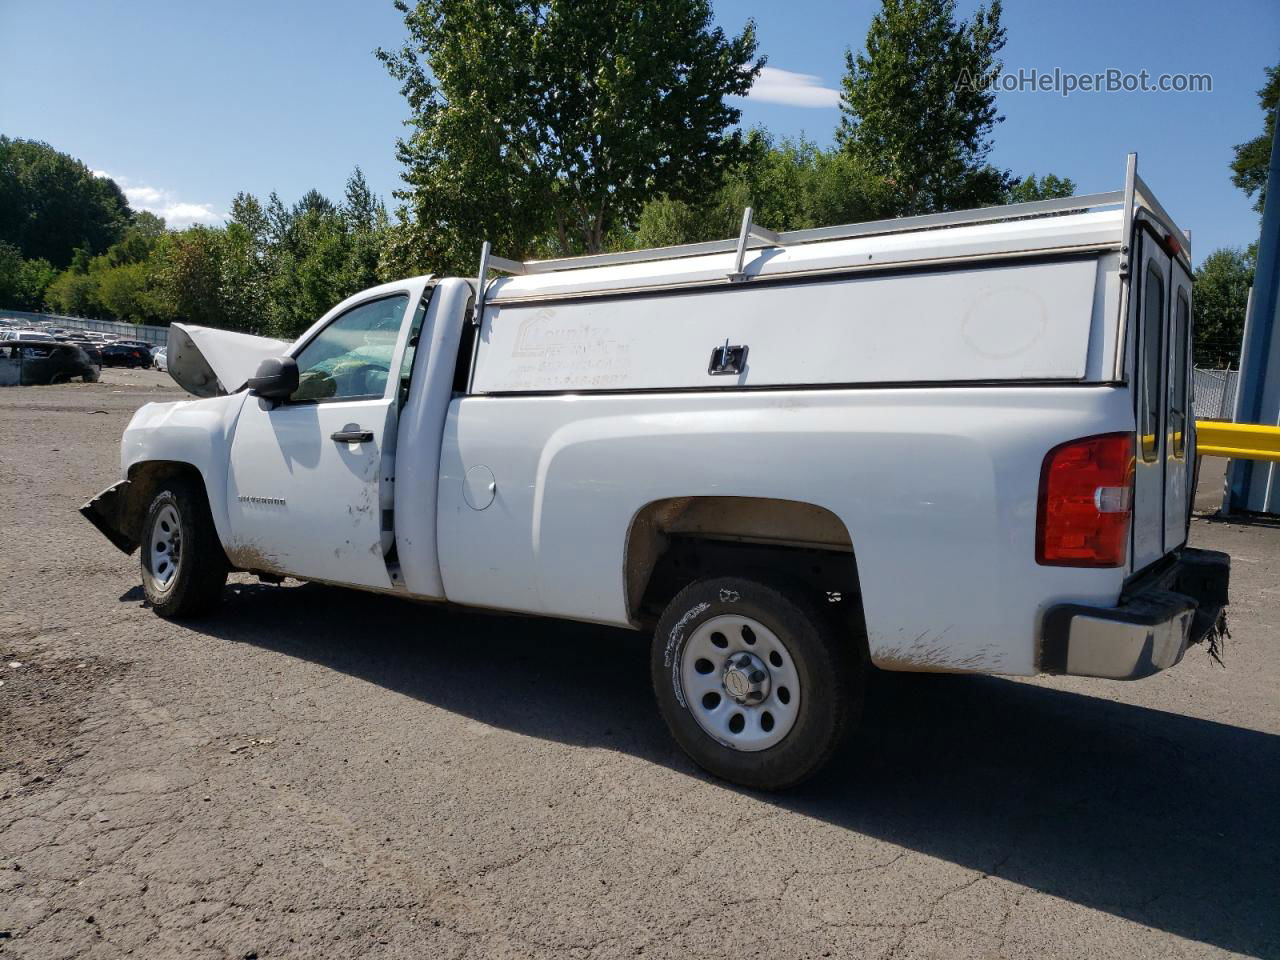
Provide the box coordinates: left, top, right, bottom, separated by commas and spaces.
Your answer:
624, 132, 1073, 249
837, 0, 1010, 215
378, 0, 762, 272
625, 131, 894, 248
0, 244, 57, 311
1007, 172, 1076, 204
1193, 247, 1254, 368
1231, 63, 1278, 214
31, 169, 391, 339
0, 136, 132, 268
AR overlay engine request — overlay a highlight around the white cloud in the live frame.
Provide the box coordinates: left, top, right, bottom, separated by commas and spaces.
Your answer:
93, 170, 225, 228
742, 66, 842, 109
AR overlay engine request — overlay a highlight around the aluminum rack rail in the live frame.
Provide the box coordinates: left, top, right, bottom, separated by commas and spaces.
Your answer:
469, 153, 1187, 324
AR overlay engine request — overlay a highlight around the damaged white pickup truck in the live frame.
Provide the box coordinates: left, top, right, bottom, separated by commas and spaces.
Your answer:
83, 156, 1229, 789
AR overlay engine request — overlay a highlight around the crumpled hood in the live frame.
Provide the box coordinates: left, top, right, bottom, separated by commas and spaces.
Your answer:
167, 323, 290, 398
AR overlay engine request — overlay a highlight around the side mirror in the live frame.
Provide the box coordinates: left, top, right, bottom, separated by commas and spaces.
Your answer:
247, 356, 299, 400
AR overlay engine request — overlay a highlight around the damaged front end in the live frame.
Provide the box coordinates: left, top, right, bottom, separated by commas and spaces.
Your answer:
80, 480, 138, 555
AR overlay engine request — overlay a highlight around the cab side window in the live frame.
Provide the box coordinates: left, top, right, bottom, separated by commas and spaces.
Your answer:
291, 295, 409, 402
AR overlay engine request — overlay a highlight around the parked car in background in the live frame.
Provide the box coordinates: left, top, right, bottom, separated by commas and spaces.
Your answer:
0, 329, 56, 342
101, 342, 152, 368
0, 339, 100, 385
152, 347, 168, 372
69, 339, 104, 366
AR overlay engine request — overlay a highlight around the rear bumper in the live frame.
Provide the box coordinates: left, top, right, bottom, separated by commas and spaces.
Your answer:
1040, 548, 1230, 680
80, 480, 138, 555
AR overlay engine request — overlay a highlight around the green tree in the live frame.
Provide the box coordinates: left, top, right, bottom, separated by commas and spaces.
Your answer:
93, 260, 166, 324
341, 167, 388, 294
837, 0, 1010, 216
44, 268, 99, 317
106, 211, 168, 266
154, 227, 230, 329
1231, 63, 1278, 213
15, 257, 58, 310
626, 132, 893, 249
1008, 172, 1076, 204
1193, 247, 1254, 367
220, 193, 272, 333
378, 0, 762, 271
0, 244, 58, 310
0, 136, 133, 267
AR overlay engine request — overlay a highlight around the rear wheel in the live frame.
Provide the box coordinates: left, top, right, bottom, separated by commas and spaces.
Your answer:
651, 576, 860, 790
140, 479, 228, 618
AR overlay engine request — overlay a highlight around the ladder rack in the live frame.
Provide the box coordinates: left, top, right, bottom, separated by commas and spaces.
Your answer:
468, 153, 1189, 323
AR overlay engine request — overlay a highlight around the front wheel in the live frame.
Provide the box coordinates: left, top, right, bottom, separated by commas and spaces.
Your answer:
651, 576, 861, 790
140, 479, 228, 618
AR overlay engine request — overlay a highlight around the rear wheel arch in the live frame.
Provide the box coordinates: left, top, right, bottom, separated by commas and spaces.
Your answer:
623, 496, 867, 654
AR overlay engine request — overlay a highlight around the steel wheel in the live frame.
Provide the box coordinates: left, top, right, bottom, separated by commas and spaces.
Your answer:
147, 503, 183, 592
680, 613, 801, 752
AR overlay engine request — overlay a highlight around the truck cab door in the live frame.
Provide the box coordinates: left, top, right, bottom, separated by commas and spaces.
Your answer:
1131, 233, 1170, 571
225, 289, 424, 589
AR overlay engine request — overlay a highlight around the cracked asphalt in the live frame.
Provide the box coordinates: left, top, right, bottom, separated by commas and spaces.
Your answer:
1, 368, 1277, 959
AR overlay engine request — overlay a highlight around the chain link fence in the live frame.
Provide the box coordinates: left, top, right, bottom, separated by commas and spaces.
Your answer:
0, 309, 169, 347
1192, 367, 1240, 421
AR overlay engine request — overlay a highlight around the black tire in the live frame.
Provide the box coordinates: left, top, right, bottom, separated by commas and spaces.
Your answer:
140, 479, 228, 618
82, 367, 100, 383
651, 576, 861, 790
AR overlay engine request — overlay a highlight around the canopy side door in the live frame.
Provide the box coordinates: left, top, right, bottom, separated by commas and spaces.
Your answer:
1164, 262, 1193, 549
1131, 231, 1171, 571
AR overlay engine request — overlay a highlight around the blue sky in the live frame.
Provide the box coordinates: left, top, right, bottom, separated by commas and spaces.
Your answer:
1, 0, 1276, 264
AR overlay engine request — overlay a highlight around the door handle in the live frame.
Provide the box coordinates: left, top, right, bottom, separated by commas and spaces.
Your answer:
331, 429, 374, 443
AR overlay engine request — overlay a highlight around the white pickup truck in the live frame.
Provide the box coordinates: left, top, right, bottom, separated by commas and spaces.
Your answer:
83, 155, 1228, 789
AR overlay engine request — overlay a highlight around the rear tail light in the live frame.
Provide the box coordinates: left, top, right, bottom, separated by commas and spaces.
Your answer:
1036, 433, 1134, 567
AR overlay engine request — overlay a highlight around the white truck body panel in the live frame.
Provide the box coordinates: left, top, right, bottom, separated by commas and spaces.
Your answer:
121, 392, 248, 546
475, 258, 1103, 393
394, 278, 473, 599
436, 386, 1134, 676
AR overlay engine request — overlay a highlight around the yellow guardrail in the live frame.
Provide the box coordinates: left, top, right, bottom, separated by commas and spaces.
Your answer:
1196, 420, 1280, 462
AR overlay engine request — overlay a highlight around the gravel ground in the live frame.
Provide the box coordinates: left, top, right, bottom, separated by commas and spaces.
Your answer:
1, 368, 1277, 959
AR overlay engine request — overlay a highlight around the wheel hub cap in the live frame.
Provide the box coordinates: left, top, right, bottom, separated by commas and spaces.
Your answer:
678, 613, 801, 752
722, 651, 770, 704
149, 504, 182, 591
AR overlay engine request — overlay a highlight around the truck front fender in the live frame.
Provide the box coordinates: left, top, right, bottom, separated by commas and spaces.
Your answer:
115, 392, 248, 551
